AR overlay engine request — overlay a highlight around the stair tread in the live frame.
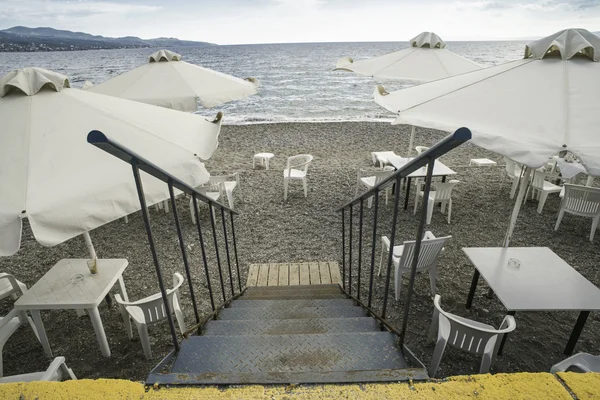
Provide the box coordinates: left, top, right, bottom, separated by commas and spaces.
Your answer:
203, 317, 379, 335
219, 306, 365, 320
244, 284, 341, 292
171, 332, 408, 374
241, 293, 348, 300
230, 299, 355, 308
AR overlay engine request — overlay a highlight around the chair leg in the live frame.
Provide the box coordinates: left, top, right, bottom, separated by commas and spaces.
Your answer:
537, 192, 549, 214
429, 268, 437, 297
284, 178, 289, 200
385, 189, 389, 205
555, 209, 565, 231
510, 178, 520, 199
427, 308, 440, 342
413, 192, 419, 215
590, 215, 600, 242
189, 198, 196, 224
118, 304, 133, 340
137, 323, 152, 359
303, 178, 308, 197
367, 196, 373, 209
378, 241, 385, 277
394, 270, 403, 302
426, 201, 434, 224
480, 349, 494, 374
447, 199, 452, 224
429, 336, 448, 378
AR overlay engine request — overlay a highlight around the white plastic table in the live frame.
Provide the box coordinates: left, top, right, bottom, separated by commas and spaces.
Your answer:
253, 153, 274, 170
387, 155, 457, 209
463, 247, 600, 355
15, 258, 129, 358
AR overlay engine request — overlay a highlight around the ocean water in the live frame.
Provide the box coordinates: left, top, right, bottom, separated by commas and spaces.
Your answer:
0, 41, 526, 124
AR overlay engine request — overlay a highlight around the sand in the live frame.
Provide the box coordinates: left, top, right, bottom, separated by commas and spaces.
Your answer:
0, 122, 598, 381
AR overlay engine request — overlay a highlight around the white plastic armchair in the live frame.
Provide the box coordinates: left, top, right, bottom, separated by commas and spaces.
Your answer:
355, 167, 395, 208
414, 180, 459, 224
550, 353, 600, 373
283, 154, 313, 200
115, 272, 186, 359
0, 357, 76, 383
0, 308, 42, 377
0, 273, 27, 301
525, 170, 562, 213
415, 146, 430, 155
208, 172, 240, 209
378, 232, 450, 301
503, 158, 523, 199
189, 182, 222, 224
555, 184, 600, 242
428, 294, 516, 378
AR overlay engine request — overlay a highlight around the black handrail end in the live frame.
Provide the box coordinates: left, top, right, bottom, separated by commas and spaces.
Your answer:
452, 127, 472, 142
87, 130, 108, 144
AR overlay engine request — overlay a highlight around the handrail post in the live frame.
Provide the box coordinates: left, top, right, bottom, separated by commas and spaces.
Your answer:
220, 208, 235, 296
399, 158, 435, 346
381, 176, 402, 320
357, 199, 364, 301
341, 208, 346, 290
349, 204, 353, 295
209, 205, 227, 303
368, 191, 379, 308
230, 213, 242, 292
192, 195, 215, 312
131, 161, 179, 352
168, 181, 200, 327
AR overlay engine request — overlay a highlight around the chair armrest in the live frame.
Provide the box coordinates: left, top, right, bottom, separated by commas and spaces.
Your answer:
423, 231, 436, 240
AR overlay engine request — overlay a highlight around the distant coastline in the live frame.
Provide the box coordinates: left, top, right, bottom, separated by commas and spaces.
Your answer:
0, 26, 215, 52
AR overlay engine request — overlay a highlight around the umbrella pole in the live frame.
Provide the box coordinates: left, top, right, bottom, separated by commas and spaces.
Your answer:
82, 231, 97, 259
503, 167, 532, 247
407, 126, 416, 157
586, 176, 594, 186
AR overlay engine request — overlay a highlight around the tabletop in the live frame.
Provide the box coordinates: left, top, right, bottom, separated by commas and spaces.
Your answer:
15, 259, 128, 310
463, 247, 600, 311
387, 155, 457, 177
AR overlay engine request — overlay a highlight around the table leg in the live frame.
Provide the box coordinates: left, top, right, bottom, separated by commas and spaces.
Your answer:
497, 311, 516, 356
118, 276, 129, 302
564, 311, 590, 356
465, 269, 480, 309
30, 310, 53, 358
88, 307, 111, 357
266, 158, 270, 170
486, 288, 495, 299
404, 177, 412, 210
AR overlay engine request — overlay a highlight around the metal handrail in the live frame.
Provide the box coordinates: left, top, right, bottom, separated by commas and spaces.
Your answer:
337, 127, 472, 211
87, 130, 237, 215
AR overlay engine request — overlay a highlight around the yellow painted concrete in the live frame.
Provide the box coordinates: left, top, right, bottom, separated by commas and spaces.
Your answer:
559, 372, 600, 400
1, 373, 599, 399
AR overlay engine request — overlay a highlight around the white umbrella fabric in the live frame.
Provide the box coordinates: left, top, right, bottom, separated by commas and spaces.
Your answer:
335, 32, 481, 82
87, 49, 260, 112
0, 67, 223, 256
374, 28, 600, 244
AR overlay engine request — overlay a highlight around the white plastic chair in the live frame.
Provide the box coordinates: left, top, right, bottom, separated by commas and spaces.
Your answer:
550, 353, 600, 373
428, 294, 516, 377
0, 357, 76, 383
356, 167, 395, 208
555, 184, 600, 242
503, 158, 523, 199
0, 273, 27, 302
415, 146, 430, 155
378, 232, 451, 301
115, 273, 186, 359
189, 182, 222, 224
414, 180, 459, 224
283, 154, 313, 200
208, 172, 240, 209
0, 308, 42, 377
525, 170, 562, 213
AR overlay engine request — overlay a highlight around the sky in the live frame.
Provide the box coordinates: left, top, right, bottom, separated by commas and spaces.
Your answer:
0, 0, 599, 44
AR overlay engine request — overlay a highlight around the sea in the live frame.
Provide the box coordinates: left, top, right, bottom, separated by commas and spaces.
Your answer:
0, 41, 526, 124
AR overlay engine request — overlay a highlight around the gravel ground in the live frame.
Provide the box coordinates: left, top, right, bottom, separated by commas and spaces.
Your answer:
1, 122, 598, 381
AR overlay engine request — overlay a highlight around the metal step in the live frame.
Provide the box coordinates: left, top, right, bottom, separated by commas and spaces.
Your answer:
241, 293, 349, 300
203, 317, 379, 336
245, 284, 342, 292
219, 306, 365, 320
242, 287, 347, 300
230, 299, 355, 308
165, 332, 418, 384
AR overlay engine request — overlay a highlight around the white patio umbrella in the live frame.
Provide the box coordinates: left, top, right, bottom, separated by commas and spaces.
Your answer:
87, 49, 260, 112
336, 32, 481, 156
0, 67, 223, 256
374, 28, 600, 245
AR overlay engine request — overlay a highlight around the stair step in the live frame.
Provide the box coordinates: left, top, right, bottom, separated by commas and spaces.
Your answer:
245, 284, 341, 291
219, 306, 365, 320
230, 299, 355, 308
169, 332, 412, 383
203, 317, 379, 336
242, 293, 348, 300
242, 286, 346, 300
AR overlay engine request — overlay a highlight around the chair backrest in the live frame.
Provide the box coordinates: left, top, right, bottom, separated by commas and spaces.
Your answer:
433, 295, 516, 356
0, 273, 24, 299
209, 172, 239, 186
286, 154, 313, 172
117, 273, 184, 328
562, 184, 600, 216
504, 158, 522, 176
415, 146, 430, 155
531, 170, 551, 189
431, 180, 459, 201
398, 235, 451, 272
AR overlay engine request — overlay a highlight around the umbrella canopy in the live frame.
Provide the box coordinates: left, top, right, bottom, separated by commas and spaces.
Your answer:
335, 32, 481, 82
0, 67, 223, 256
375, 28, 600, 176
87, 49, 260, 112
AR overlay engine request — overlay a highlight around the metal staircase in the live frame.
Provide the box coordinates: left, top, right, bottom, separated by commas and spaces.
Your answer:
147, 284, 427, 384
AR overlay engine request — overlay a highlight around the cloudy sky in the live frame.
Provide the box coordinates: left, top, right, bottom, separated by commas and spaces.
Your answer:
1, 0, 599, 44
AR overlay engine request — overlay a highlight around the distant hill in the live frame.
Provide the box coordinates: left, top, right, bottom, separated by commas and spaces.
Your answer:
0, 26, 216, 52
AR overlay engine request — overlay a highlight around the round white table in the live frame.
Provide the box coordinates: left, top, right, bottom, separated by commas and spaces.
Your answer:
253, 153, 274, 170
